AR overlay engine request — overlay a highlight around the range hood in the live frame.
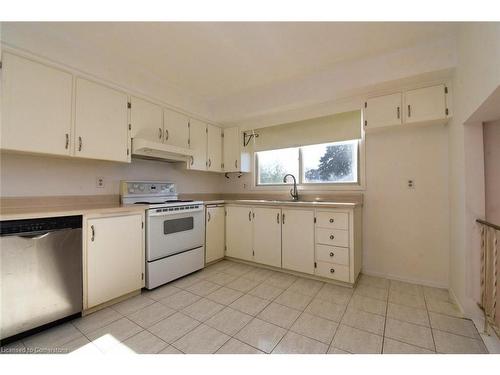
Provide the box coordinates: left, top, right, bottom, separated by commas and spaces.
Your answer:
132, 138, 194, 162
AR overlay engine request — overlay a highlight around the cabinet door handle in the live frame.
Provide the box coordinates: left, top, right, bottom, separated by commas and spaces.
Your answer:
235, 160, 238, 169
65, 133, 69, 149
91, 225, 95, 241
208, 158, 211, 168
330, 252, 334, 257
282, 213, 285, 224
329, 218, 334, 223
397, 106, 400, 119
277, 212, 280, 224
330, 234, 335, 240
78, 136, 82, 151
190, 156, 194, 166
248, 210, 252, 221
407, 104, 411, 118
330, 268, 335, 274
165, 129, 169, 141
207, 211, 211, 222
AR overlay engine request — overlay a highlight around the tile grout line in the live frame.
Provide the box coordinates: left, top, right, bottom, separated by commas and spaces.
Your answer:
267, 279, 326, 353
423, 291, 438, 352
327, 283, 357, 353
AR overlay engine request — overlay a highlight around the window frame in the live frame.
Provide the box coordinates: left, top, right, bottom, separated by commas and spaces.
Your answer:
253, 138, 365, 191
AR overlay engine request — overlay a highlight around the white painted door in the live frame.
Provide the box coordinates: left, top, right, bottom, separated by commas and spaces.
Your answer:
364, 93, 402, 130
205, 206, 225, 263
1, 52, 73, 156
207, 124, 222, 172
86, 214, 143, 308
253, 207, 282, 268
225, 206, 253, 261
282, 209, 314, 274
163, 108, 190, 148
75, 78, 130, 162
405, 84, 447, 124
130, 96, 163, 142
188, 118, 207, 170
223, 127, 239, 172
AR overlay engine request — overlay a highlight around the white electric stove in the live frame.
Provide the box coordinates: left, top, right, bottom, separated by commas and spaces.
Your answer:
121, 181, 205, 289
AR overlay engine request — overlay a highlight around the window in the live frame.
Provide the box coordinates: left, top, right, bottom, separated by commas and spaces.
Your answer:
256, 147, 299, 185
256, 140, 358, 186
302, 140, 358, 183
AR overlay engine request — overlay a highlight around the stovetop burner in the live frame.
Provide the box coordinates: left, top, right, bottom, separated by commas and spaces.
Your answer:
133, 199, 194, 205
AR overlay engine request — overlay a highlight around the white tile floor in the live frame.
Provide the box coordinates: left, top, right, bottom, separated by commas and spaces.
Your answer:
1, 260, 489, 354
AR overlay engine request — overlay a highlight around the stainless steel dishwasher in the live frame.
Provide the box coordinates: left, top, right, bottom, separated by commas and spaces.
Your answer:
0, 215, 83, 343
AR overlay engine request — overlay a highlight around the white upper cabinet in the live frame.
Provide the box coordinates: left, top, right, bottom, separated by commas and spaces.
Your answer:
1, 52, 73, 156
75, 78, 130, 162
187, 118, 208, 170
405, 84, 448, 124
222, 127, 251, 172
207, 124, 222, 172
253, 207, 282, 268
364, 93, 402, 131
130, 96, 163, 142
163, 108, 190, 148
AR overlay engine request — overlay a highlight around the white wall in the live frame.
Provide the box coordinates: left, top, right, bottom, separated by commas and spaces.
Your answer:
448, 23, 500, 318
223, 123, 450, 287
484, 120, 500, 225
0, 152, 225, 197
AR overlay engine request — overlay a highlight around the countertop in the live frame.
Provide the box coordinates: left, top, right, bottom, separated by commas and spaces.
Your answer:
0, 193, 362, 221
204, 199, 360, 209
0, 195, 147, 221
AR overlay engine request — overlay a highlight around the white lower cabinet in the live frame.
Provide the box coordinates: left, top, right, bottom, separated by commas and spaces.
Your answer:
225, 206, 253, 261
282, 209, 315, 274
253, 207, 282, 268
222, 204, 362, 285
85, 213, 144, 309
205, 205, 225, 264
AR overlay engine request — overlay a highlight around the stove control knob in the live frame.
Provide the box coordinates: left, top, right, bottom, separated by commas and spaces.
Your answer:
139, 185, 145, 191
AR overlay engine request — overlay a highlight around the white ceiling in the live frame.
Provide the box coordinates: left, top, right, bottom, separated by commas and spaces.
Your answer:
2, 22, 457, 101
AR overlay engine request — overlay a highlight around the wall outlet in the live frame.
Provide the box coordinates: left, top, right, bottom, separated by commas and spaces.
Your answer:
96, 177, 105, 188
407, 179, 415, 189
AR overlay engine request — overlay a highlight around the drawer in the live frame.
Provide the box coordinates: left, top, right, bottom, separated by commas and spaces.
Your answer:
316, 244, 349, 266
316, 211, 348, 230
316, 228, 349, 247
315, 261, 350, 282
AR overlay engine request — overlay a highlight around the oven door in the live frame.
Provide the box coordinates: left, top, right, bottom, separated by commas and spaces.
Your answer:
146, 208, 204, 262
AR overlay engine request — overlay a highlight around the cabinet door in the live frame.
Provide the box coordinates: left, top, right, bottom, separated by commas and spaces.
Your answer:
1, 52, 73, 156
225, 206, 253, 261
364, 93, 402, 130
405, 84, 447, 124
75, 78, 130, 162
253, 207, 281, 268
282, 209, 314, 274
207, 124, 222, 172
206, 206, 225, 263
86, 214, 143, 308
164, 108, 190, 148
130, 96, 163, 142
188, 118, 207, 170
223, 127, 239, 172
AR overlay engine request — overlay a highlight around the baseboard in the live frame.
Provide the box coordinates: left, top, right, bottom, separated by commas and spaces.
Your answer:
361, 268, 448, 289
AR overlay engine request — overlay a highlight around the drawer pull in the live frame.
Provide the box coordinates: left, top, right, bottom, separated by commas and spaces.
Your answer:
330, 268, 335, 274
329, 218, 334, 223
329, 234, 335, 240
329, 252, 334, 257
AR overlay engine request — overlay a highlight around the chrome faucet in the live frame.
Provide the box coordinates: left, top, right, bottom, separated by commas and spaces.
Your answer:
283, 174, 299, 201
